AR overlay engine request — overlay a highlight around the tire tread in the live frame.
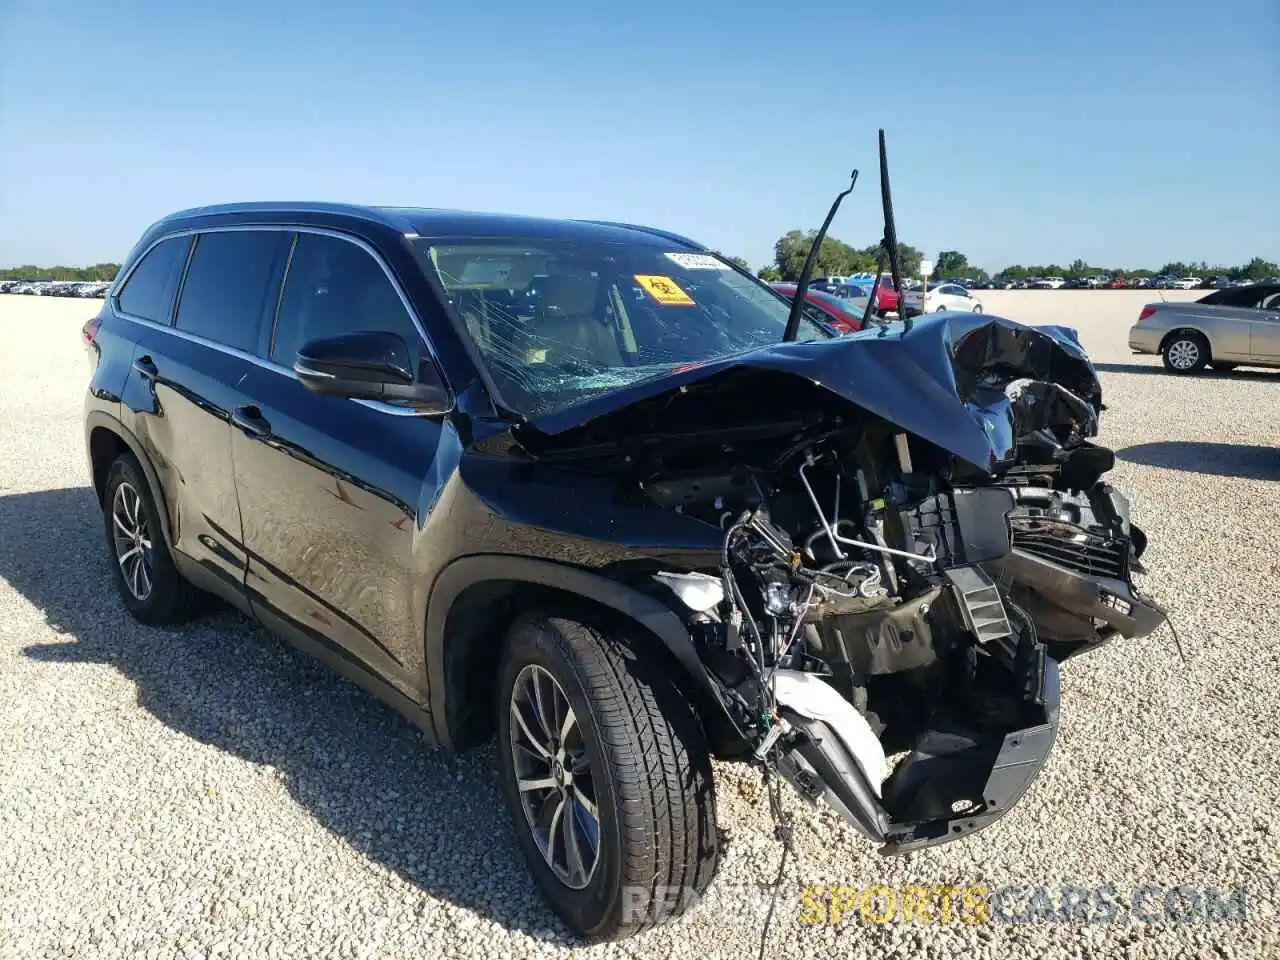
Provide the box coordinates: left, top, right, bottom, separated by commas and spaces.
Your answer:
510, 614, 719, 938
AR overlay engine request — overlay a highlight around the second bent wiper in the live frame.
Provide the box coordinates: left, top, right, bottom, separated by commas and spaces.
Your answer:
783, 170, 858, 342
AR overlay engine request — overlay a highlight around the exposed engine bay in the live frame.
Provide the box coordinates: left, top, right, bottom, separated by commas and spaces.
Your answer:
518, 314, 1169, 853
656, 424, 1159, 851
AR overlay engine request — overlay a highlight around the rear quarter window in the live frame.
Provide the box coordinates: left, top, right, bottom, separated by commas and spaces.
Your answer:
116, 235, 192, 323
175, 230, 292, 353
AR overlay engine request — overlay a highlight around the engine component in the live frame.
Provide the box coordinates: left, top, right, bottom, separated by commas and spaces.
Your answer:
943, 566, 1013, 646
653, 571, 725, 613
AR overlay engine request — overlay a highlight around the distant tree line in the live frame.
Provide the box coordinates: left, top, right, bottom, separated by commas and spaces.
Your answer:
748, 230, 925, 284
732, 235, 1278, 286
0, 263, 121, 281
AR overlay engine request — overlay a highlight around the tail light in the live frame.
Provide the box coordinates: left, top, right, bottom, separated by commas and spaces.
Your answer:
82, 316, 102, 344
1137, 306, 1156, 323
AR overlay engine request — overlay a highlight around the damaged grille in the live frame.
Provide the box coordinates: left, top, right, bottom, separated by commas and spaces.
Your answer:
1009, 517, 1128, 580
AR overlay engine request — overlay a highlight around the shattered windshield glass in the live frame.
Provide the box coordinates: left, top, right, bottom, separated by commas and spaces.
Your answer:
415, 239, 829, 417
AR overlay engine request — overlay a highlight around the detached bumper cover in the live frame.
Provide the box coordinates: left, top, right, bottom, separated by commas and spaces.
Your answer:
776, 658, 1061, 855
878, 659, 1060, 854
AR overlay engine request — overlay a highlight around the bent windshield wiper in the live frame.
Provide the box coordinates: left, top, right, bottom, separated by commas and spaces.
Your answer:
783, 170, 859, 342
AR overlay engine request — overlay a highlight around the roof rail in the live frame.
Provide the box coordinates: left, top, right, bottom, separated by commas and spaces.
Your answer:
572, 219, 706, 250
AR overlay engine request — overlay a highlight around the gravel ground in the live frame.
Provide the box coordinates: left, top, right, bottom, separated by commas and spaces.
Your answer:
1, 291, 1277, 960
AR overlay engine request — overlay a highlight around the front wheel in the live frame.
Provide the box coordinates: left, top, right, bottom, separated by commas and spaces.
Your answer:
496, 613, 719, 940
972, 303, 983, 313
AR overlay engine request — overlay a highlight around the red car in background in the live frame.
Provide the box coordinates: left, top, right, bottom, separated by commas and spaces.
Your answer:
769, 283, 868, 333
852, 278, 899, 313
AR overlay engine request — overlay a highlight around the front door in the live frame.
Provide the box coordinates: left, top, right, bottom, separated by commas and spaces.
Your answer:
229, 231, 448, 698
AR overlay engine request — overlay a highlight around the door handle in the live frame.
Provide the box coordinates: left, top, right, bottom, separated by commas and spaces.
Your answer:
132, 355, 158, 378
232, 404, 271, 439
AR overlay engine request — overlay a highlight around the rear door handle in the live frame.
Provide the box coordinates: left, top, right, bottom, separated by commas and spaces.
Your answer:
232, 404, 271, 439
132, 355, 157, 378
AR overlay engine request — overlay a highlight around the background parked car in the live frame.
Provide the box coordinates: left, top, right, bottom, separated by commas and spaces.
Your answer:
1128, 283, 1280, 372
769, 282, 868, 332
901, 282, 983, 316
832, 278, 898, 315
1168, 277, 1202, 290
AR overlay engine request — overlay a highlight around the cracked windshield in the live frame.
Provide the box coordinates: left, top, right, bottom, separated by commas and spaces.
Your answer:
418, 239, 829, 417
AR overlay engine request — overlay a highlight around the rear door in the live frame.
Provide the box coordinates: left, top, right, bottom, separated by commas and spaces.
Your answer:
1251, 289, 1280, 360
1191, 288, 1264, 359
229, 230, 448, 697
121, 228, 291, 596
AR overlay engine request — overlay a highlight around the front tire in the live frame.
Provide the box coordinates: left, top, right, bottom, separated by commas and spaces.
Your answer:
1162, 332, 1209, 373
496, 613, 719, 940
102, 454, 205, 624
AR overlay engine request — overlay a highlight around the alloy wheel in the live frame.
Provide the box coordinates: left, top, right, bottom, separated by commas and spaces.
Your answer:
111, 481, 153, 601
508, 664, 601, 890
1167, 339, 1200, 370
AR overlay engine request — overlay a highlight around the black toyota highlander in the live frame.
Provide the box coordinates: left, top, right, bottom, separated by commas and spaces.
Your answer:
84, 202, 1166, 940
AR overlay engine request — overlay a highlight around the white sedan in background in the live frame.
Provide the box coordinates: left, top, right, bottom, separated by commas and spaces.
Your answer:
902, 282, 983, 316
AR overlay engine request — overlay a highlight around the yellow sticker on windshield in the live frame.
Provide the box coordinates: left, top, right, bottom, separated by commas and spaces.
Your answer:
634, 274, 695, 306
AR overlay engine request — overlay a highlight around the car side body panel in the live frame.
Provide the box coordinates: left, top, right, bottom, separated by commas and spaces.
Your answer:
231, 361, 451, 702
91, 204, 746, 756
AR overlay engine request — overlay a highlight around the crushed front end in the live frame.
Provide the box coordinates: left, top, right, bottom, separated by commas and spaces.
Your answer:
520, 314, 1167, 853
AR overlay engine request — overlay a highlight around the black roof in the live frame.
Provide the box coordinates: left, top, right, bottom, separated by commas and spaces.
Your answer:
157, 202, 706, 250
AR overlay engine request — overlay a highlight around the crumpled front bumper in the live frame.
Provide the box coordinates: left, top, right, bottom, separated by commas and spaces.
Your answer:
776, 658, 1061, 854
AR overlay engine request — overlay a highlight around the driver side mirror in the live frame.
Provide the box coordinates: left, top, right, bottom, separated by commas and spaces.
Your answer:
294, 331, 452, 414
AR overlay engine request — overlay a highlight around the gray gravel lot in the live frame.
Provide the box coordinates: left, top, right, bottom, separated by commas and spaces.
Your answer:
1, 291, 1277, 959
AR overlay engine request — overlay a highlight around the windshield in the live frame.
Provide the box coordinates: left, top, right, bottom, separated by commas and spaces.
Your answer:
415, 238, 829, 417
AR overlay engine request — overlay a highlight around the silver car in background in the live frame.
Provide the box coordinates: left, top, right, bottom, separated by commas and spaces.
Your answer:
1128, 284, 1280, 373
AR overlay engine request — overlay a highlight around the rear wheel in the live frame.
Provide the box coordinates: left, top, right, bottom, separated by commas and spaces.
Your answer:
1161, 332, 1209, 374
102, 454, 205, 624
495, 613, 719, 940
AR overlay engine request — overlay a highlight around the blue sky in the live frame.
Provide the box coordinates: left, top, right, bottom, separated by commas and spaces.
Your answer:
1, 0, 1276, 272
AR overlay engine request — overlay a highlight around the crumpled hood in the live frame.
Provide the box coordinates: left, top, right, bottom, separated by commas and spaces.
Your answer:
524, 313, 1102, 472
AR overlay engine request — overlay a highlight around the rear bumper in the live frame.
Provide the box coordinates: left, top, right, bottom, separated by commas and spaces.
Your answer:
1127, 325, 1161, 355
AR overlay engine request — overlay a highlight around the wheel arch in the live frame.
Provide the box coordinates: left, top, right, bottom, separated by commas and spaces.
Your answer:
85, 411, 174, 546
425, 555, 746, 756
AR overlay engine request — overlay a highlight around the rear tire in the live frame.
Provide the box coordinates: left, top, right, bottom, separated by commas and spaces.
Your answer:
1161, 332, 1209, 374
495, 613, 719, 940
102, 454, 205, 624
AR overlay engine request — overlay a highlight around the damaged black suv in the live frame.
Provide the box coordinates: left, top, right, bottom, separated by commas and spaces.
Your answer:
84, 202, 1166, 940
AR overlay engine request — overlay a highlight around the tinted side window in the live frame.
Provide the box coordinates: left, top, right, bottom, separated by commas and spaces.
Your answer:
1200, 288, 1247, 306
175, 231, 291, 352
271, 233, 421, 368
117, 235, 191, 323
